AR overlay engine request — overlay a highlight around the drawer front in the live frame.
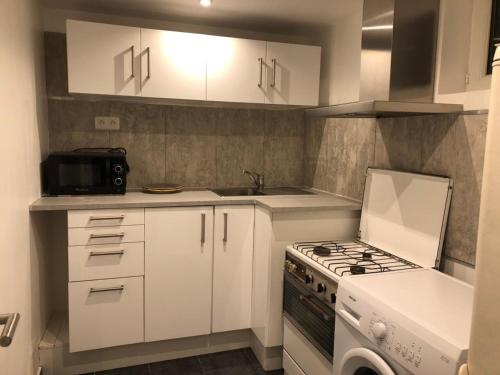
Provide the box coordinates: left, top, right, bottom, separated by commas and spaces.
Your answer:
68, 225, 144, 246
68, 242, 144, 282
68, 209, 144, 228
283, 350, 306, 375
68, 276, 144, 352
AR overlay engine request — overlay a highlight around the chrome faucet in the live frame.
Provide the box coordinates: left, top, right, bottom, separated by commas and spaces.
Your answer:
242, 169, 265, 193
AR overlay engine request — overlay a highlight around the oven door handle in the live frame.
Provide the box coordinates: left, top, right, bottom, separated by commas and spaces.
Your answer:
299, 294, 332, 322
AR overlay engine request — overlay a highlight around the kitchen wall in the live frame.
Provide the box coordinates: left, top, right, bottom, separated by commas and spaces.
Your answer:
305, 114, 487, 266
0, 0, 50, 373
45, 32, 305, 189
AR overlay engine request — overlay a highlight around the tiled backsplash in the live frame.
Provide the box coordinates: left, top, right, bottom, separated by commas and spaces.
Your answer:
48, 100, 305, 189
305, 114, 488, 265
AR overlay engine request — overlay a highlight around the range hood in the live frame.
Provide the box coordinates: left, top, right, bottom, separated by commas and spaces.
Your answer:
306, 0, 463, 118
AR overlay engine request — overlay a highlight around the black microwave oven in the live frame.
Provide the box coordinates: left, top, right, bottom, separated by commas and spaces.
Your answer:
43, 149, 128, 196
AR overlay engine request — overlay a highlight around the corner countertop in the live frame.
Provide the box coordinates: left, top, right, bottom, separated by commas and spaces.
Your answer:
29, 189, 361, 213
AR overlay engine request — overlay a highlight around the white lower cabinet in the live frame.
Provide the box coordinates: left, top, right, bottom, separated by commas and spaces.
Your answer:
212, 205, 255, 332
68, 276, 144, 352
145, 206, 214, 342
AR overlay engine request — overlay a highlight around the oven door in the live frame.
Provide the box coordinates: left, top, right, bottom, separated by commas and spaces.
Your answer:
283, 272, 335, 362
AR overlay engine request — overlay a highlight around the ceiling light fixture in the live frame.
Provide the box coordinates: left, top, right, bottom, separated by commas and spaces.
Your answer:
200, 0, 212, 7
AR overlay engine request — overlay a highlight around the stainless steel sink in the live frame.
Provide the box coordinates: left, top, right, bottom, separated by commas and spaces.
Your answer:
210, 187, 315, 197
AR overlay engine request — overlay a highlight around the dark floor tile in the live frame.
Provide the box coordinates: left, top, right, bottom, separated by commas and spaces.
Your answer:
199, 349, 257, 375
265, 370, 284, 375
95, 364, 149, 375
150, 356, 203, 375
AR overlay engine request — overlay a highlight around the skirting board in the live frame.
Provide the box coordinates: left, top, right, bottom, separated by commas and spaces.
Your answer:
250, 331, 283, 371
38, 313, 252, 375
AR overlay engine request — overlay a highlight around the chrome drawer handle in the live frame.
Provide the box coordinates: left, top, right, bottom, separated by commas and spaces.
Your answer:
201, 213, 206, 244
258, 57, 263, 87
89, 215, 125, 221
223, 213, 228, 242
270, 58, 277, 88
89, 250, 125, 256
89, 232, 125, 239
0, 313, 20, 347
89, 285, 124, 293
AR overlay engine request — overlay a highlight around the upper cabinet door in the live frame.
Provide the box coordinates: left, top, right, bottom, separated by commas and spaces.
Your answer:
140, 29, 207, 100
265, 42, 321, 106
66, 20, 141, 96
207, 37, 267, 104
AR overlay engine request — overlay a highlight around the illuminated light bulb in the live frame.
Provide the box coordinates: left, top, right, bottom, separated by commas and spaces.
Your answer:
200, 0, 212, 7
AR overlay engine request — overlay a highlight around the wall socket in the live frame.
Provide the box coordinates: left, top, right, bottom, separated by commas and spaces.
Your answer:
95, 116, 120, 131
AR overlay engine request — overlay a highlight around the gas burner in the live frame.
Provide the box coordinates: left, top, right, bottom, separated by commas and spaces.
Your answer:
291, 240, 420, 278
350, 265, 366, 275
313, 246, 332, 256
362, 252, 372, 260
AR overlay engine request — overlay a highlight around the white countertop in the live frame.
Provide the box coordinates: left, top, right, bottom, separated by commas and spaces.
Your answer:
30, 189, 361, 213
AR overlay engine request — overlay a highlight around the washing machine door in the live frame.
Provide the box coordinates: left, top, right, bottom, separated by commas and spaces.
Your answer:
339, 348, 396, 375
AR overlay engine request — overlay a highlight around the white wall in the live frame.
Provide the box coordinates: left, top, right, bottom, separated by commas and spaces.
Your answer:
0, 0, 49, 373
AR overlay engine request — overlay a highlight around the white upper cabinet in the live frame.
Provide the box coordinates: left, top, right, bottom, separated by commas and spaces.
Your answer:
140, 29, 207, 100
212, 206, 254, 333
265, 42, 321, 106
66, 20, 141, 96
207, 37, 267, 104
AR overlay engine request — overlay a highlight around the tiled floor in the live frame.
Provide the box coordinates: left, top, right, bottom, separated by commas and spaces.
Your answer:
82, 348, 284, 375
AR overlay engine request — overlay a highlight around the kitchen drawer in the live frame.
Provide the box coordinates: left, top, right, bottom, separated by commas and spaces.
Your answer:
68, 225, 144, 246
283, 350, 306, 375
68, 208, 144, 228
68, 276, 144, 352
68, 242, 144, 282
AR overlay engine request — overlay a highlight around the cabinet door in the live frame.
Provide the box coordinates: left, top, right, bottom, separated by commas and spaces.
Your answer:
66, 20, 141, 96
207, 37, 267, 103
212, 205, 254, 332
145, 206, 213, 342
265, 42, 321, 106
141, 29, 207, 100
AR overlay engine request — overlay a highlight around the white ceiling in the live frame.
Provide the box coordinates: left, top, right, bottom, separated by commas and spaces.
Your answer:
42, 0, 360, 30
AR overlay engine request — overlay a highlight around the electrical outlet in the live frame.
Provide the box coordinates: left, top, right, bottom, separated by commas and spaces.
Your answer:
95, 116, 120, 131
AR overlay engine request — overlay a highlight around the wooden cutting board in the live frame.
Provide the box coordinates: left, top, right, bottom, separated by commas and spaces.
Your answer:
142, 183, 184, 194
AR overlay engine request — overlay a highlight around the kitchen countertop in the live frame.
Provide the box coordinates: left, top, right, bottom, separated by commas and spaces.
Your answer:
30, 189, 361, 213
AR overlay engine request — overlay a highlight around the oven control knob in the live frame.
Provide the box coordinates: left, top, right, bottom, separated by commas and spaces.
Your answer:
371, 322, 388, 340
305, 274, 314, 284
114, 164, 124, 174
114, 177, 123, 186
316, 283, 326, 293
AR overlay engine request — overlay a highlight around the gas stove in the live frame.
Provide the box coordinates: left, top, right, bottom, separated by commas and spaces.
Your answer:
286, 240, 420, 282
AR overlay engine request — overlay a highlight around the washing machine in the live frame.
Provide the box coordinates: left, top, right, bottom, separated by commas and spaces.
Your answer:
333, 269, 473, 375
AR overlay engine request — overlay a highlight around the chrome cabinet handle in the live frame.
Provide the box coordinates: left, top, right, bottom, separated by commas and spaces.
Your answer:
201, 213, 206, 244
270, 58, 277, 88
299, 295, 331, 322
89, 232, 125, 239
89, 285, 124, 293
258, 57, 263, 87
223, 213, 228, 242
89, 215, 125, 221
146, 47, 151, 79
130, 45, 135, 78
0, 313, 20, 347
89, 249, 125, 256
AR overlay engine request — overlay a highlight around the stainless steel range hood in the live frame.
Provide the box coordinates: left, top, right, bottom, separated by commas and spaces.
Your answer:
306, 0, 463, 118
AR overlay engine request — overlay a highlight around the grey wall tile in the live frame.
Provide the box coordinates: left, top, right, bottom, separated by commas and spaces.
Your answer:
216, 108, 265, 187
304, 117, 328, 190
264, 110, 305, 187
44, 32, 68, 97
108, 102, 165, 188
165, 106, 218, 188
